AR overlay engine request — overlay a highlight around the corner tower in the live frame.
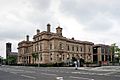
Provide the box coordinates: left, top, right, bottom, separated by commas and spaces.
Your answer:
56, 26, 62, 36
6, 42, 12, 57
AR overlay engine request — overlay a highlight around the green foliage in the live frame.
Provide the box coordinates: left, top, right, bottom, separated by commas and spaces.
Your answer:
85, 62, 93, 64
72, 57, 77, 61
111, 43, 120, 59
0, 56, 3, 64
32, 52, 39, 59
6, 56, 17, 64
110, 43, 118, 52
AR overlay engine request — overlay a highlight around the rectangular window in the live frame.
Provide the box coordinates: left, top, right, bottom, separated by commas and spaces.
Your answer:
50, 44, 52, 50
34, 45, 36, 52
93, 47, 97, 53
63, 55, 64, 60
76, 46, 78, 51
88, 46, 91, 52
101, 48, 104, 53
80, 46, 82, 52
37, 43, 39, 51
40, 43, 42, 51
50, 53, 52, 61
102, 55, 104, 61
72, 46, 74, 51
36, 44, 37, 51
67, 45, 69, 51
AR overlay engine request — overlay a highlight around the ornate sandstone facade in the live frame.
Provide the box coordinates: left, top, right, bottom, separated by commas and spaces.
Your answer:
17, 24, 94, 64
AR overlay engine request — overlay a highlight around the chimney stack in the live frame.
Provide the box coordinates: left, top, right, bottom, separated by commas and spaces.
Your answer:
72, 37, 74, 40
47, 23, 51, 32
26, 35, 29, 41
36, 29, 40, 34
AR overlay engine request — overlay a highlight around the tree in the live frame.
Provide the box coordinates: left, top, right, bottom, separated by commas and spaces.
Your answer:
0, 56, 3, 65
32, 52, 39, 64
114, 48, 120, 63
6, 56, 17, 65
110, 43, 119, 52
110, 43, 120, 64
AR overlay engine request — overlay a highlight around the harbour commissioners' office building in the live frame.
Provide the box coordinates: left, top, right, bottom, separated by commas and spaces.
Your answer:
17, 24, 112, 65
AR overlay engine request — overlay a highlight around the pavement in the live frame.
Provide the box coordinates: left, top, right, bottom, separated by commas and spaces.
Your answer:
78, 66, 120, 71
0, 65, 120, 80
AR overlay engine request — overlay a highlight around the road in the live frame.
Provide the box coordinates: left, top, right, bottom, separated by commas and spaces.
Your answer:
0, 65, 120, 80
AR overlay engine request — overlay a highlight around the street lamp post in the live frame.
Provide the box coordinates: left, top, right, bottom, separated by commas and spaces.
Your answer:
38, 53, 40, 67
113, 46, 115, 65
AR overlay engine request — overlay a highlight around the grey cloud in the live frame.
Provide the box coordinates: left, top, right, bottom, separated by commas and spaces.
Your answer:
0, 0, 56, 41
59, 0, 120, 32
0, 0, 53, 24
0, 30, 23, 40
0, 24, 30, 40
0, 0, 56, 58
59, 0, 99, 23
29, 0, 51, 12
84, 15, 113, 32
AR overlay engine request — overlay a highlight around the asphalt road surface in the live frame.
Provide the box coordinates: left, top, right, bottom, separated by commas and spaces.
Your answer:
0, 65, 120, 80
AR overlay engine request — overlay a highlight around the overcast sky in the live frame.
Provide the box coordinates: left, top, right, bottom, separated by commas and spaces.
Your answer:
0, 0, 120, 58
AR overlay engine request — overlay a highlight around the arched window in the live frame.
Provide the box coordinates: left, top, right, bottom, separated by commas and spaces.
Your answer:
59, 43, 62, 50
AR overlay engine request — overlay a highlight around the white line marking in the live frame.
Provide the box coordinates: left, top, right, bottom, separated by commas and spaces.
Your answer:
114, 75, 120, 77
21, 75, 36, 79
56, 77, 63, 80
72, 71, 115, 76
24, 71, 36, 73
11, 69, 24, 72
10, 72, 17, 74
41, 73, 57, 76
66, 72, 69, 73
70, 76, 94, 80
104, 72, 117, 75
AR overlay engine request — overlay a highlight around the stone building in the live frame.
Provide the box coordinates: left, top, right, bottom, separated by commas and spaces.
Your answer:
93, 44, 113, 65
6, 43, 12, 57
17, 24, 94, 65
17, 36, 33, 64
6, 42, 18, 64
